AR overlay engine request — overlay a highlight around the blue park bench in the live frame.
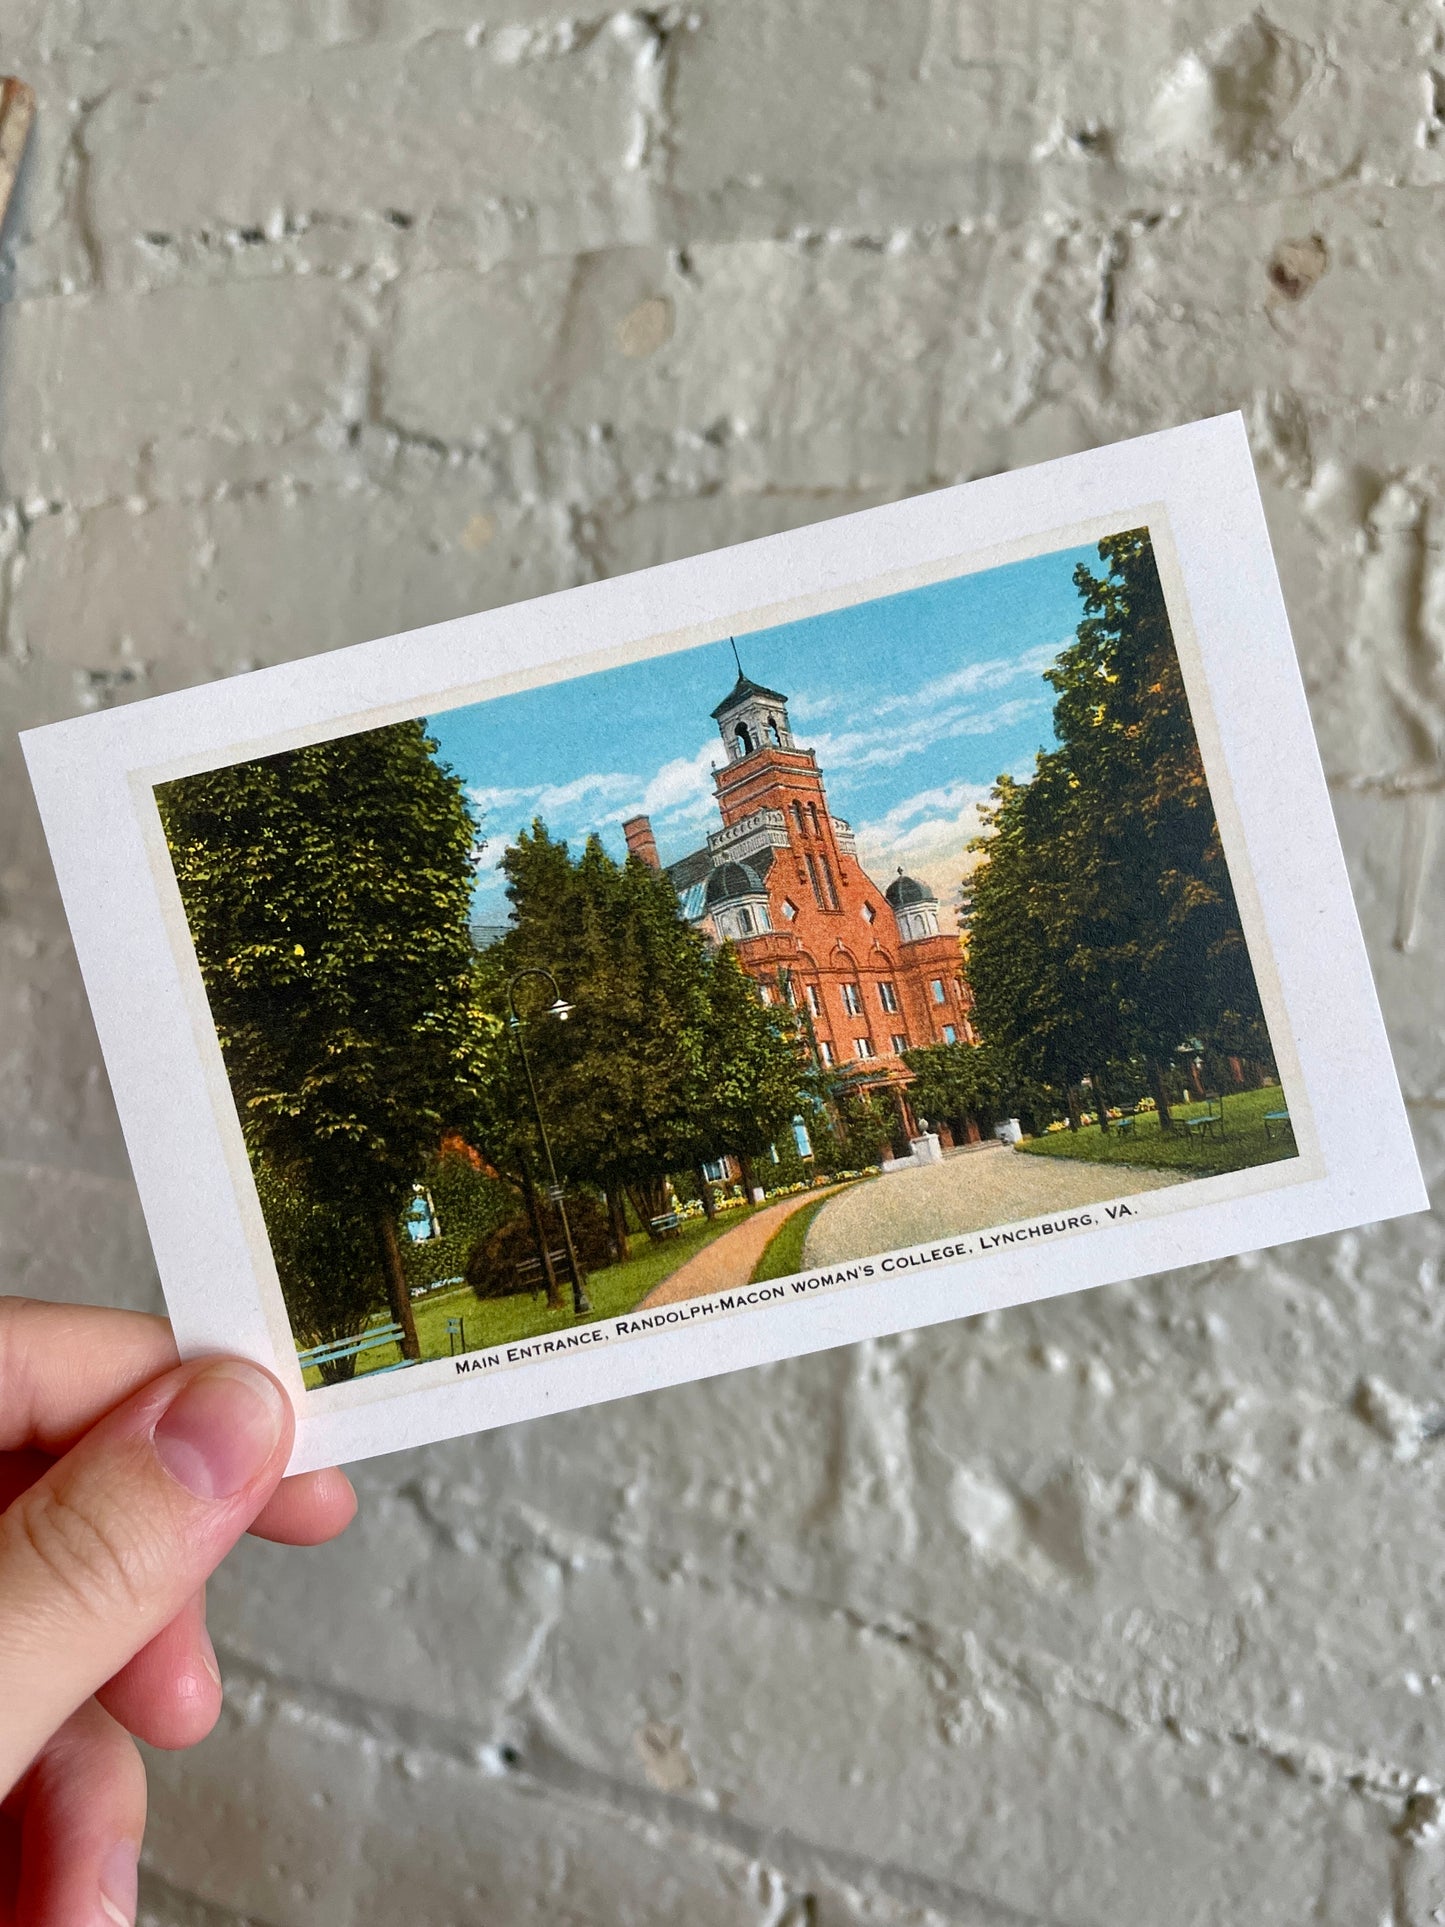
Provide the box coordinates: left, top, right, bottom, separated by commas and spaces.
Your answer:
1263, 1107, 1294, 1142
1181, 1094, 1225, 1141
649, 1210, 684, 1237
298, 1321, 414, 1377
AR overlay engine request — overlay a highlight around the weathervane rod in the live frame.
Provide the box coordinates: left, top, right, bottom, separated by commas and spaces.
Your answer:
729, 635, 743, 678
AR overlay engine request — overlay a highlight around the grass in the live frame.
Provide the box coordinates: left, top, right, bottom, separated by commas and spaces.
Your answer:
1017, 1084, 1297, 1177
750, 1192, 837, 1283
300, 1206, 760, 1388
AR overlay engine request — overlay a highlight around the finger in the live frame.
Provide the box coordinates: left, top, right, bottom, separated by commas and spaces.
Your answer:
15, 1699, 145, 1927
0, 1356, 292, 1795
0, 1299, 177, 1453
249, 1465, 357, 1545
97, 1591, 221, 1751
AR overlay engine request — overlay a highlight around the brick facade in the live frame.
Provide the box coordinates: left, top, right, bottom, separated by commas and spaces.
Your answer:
623, 672, 975, 1144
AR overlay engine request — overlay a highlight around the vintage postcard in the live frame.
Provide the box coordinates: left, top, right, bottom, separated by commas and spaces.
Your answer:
21, 415, 1426, 1472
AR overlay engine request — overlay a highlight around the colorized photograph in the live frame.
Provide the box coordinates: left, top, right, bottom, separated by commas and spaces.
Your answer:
154, 526, 1297, 1390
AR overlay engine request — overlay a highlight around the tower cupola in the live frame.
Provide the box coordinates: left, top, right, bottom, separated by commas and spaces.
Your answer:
885, 869, 940, 943
711, 670, 794, 763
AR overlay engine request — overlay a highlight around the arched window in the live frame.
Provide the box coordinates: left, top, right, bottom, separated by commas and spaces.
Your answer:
792, 801, 807, 839
766, 713, 781, 746
734, 723, 753, 757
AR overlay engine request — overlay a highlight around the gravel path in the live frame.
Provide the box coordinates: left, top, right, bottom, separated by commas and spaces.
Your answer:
802, 1145, 1186, 1267
637, 1187, 848, 1308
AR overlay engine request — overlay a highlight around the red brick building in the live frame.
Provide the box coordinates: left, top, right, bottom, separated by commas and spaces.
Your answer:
623, 671, 975, 1147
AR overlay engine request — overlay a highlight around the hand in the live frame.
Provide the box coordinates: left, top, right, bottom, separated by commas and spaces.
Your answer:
0, 1298, 356, 1925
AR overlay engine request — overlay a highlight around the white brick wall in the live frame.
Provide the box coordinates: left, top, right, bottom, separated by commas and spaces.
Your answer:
1, 0, 1442, 1918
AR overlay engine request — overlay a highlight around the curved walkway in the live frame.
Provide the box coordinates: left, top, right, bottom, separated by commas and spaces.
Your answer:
803, 1144, 1185, 1268
637, 1187, 847, 1309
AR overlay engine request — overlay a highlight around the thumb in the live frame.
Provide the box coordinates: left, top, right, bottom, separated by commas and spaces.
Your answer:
0, 1358, 292, 1794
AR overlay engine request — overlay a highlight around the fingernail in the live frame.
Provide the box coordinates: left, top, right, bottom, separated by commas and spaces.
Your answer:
200, 1625, 223, 1688
98, 1839, 138, 1927
154, 1362, 287, 1501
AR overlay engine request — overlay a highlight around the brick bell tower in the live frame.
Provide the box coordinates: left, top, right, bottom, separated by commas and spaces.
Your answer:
696, 656, 976, 1146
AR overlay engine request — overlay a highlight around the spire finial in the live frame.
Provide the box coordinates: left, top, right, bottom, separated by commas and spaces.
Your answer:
729, 635, 744, 679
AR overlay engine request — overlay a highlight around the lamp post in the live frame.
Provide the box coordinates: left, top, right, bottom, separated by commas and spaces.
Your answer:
507, 966, 590, 1316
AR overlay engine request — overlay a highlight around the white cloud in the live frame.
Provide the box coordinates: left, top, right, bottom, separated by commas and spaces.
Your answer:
641, 739, 721, 821
852, 777, 1010, 917
809, 692, 1048, 774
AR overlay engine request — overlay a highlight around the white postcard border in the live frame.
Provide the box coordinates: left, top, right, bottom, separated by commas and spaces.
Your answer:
21, 414, 1426, 1472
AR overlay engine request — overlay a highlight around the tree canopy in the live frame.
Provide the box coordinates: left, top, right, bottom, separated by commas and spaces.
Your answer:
966, 530, 1271, 1110
157, 720, 484, 1350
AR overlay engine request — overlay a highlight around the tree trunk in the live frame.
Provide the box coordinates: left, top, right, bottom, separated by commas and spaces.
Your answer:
376, 1209, 421, 1361
738, 1154, 760, 1202
520, 1158, 564, 1308
605, 1186, 630, 1263
694, 1168, 717, 1220
1064, 1085, 1082, 1132
1091, 1071, 1112, 1133
1147, 1058, 1176, 1135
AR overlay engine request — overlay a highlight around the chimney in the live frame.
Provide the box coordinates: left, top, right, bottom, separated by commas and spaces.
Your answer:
623, 814, 662, 870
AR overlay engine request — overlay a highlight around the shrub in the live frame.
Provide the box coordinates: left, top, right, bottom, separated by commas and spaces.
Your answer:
466, 1189, 612, 1299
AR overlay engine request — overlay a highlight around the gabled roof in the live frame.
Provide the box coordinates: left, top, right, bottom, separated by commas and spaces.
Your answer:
710, 674, 789, 720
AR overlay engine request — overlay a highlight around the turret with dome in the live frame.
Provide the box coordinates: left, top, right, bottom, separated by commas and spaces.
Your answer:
885, 870, 941, 944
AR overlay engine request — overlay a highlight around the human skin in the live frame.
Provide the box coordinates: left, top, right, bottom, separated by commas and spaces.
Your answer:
0, 1299, 356, 1926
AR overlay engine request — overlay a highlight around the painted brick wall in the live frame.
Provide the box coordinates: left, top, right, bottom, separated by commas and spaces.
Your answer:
2, 2, 1443, 1920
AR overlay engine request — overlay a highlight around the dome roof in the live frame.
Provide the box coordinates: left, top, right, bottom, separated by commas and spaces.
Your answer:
705, 859, 768, 907
884, 870, 937, 909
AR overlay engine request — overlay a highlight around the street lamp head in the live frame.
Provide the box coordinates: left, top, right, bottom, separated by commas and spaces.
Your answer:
549, 997, 573, 1022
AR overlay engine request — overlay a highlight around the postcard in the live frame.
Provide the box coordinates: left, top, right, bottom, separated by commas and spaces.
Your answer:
21, 414, 1426, 1473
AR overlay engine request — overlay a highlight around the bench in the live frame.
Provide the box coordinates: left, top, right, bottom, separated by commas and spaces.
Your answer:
1263, 1109, 1294, 1142
1181, 1094, 1225, 1141
513, 1250, 568, 1298
1113, 1111, 1138, 1136
649, 1210, 684, 1238
445, 1314, 467, 1356
298, 1320, 413, 1377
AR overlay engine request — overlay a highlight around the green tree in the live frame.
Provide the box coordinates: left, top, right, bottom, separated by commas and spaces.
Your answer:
157, 720, 482, 1357
252, 1159, 386, 1384
470, 823, 811, 1237
967, 530, 1270, 1129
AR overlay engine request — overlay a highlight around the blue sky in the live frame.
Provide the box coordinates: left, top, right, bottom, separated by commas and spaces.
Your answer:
426, 538, 1101, 927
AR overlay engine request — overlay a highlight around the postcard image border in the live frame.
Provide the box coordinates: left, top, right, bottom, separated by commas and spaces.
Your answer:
130, 499, 1322, 1417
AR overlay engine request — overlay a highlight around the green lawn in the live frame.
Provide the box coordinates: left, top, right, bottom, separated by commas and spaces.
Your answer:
751, 1192, 838, 1283
1018, 1084, 1297, 1176
301, 1206, 759, 1388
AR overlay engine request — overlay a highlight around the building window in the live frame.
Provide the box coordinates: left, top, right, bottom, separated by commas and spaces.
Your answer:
841, 982, 863, 1015
818, 1040, 835, 1066
854, 1037, 873, 1060
780, 898, 797, 920
943, 1024, 957, 1044
807, 803, 822, 837
766, 714, 782, 746
757, 981, 772, 1003
820, 855, 840, 910
930, 978, 946, 1004
703, 1157, 729, 1183
805, 984, 822, 1017
891, 1033, 908, 1055
738, 906, 754, 935
805, 853, 828, 911
878, 981, 898, 1014
861, 903, 876, 924
733, 724, 753, 758
792, 801, 808, 839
